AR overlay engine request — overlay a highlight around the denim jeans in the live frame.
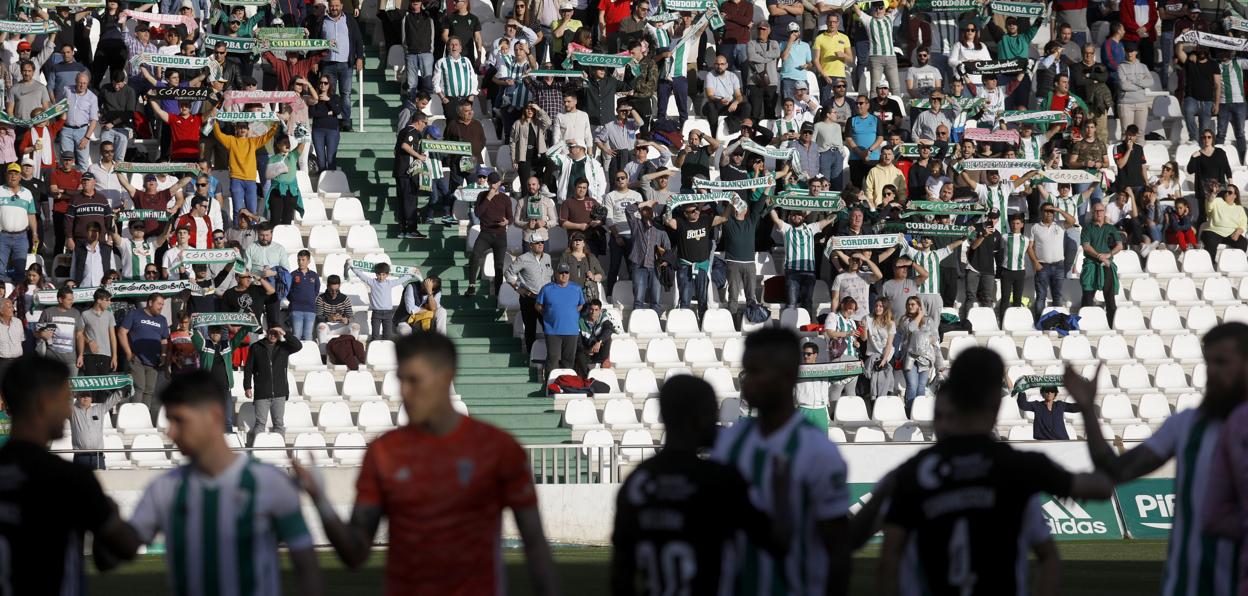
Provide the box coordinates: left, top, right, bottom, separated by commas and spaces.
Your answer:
229, 178, 258, 217
321, 61, 354, 125
1032, 262, 1065, 319
312, 126, 340, 171
0, 231, 28, 283
405, 52, 434, 93
1183, 97, 1214, 143
73, 452, 105, 470
820, 147, 845, 190
657, 77, 689, 123
785, 269, 816, 317
678, 263, 710, 313
59, 125, 88, 169
851, 40, 869, 92
719, 43, 747, 80
290, 310, 316, 340
904, 367, 929, 408
633, 265, 661, 312
100, 127, 129, 162
1160, 31, 1174, 90
1217, 102, 1247, 163
780, 77, 803, 103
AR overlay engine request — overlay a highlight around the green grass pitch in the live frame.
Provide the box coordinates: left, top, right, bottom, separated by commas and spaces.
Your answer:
88, 540, 1170, 595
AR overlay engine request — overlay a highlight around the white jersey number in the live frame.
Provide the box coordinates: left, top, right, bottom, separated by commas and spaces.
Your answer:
636, 540, 697, 596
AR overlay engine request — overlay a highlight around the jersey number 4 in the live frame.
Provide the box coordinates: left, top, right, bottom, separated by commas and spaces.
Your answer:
637, 540, 697, 596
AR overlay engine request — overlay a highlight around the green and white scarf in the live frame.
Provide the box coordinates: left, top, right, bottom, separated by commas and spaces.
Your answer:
960, 158, 1044, 171
668, 192, 736, 208
827, 233, 901, 251
350, 260, 422, 279
255, 37, 336, 54
0, 19, 59, 34
183, 249, 239, 265
773, 195, 844, 212
70, 375, 134, 392
903, 200, 987, 216
1001, 110, 1069, 124
0, 99, 67, 127
116, 209, 172, 222
882, 221, 976, 238
116, 161, 200, 174
799, 361, 865, 379
130, 53, 215, 71
204, 33, 257, 54
254, 27, 307, 39
215, 111, 280, 122
35, 280, 198, 305
191, 312, 259, 328
570, 52, 634, 68
1178, 30, 1248, 52
1011, 374, 1062, 394
692, 175, 775, 191
990, 0, 1045, 17
421, 139, 474, 155
1040, 169, 1101, 184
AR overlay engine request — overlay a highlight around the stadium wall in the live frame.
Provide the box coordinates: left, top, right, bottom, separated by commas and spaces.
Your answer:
94, 442, 1177, 546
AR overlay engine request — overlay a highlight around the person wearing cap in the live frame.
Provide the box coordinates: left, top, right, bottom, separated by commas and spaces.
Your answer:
464, 172, 510, 298
549, 3, 583, 67
64, 171, 110, 250
777, 22, 812, 103
0, 163, 36, 285
552, 137, 606, 200
111, 219, 170, 281
1016, 383, 1081, 440
535, 260, 585, 375
117, 171, 193, 238
997, 15, 1042, 109
784, 121, 821, 180
1216, 50, 1248, 164
851, 1, 900, 93
558, 230, 604, 301
317, 0, 365, 130
602, 170, 641, 296
867, 80, 903, 134
624, 198, 670, 312
1029, 197, 1077, 318
506, 230, 554, 353
704, 53, 749, 138
46, 151, 82, 255
662, 196, 729, 317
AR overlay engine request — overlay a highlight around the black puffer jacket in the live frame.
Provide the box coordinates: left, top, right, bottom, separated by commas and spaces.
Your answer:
243, 334, 303, 399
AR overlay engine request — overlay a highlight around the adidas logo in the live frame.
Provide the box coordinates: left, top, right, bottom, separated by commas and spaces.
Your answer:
1133, 494, 1175, 530
1042, 498, 1109, 535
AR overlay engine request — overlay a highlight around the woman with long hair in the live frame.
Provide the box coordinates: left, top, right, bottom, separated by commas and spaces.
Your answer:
510, 101, 553, 187
265, 135, 307, 226
948, 24, 991, 86
863, 297, 895, 399
9, 264, 53, 321
307, 74, 344, 172
558, 232, 605, 301
1150, 160, 1183, 205
813, 107, 844, 188
898, 296, 942, 409
824, 296, 864, 401
1201, 187, 1248, 258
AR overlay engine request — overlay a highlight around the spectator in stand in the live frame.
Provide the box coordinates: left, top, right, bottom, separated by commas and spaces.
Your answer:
220, 270, 278, 330
514, 176, 558, 232
319, 0, 365, 130
863, 297, 896, 398
510, 103, 553, 187
213, 120, 280, 219
845, 94, 882, 188
769, 207, 833, 319
880, 256, 927, 321
1177, 45, 1220, 146
1164, 198, 1198, 251
1216, 51, 1248, 165
400, 0, 437, 93
1030, 200, 1077, 318
351, 262, 416, 340
1117, 46, 1153, 136
1101, 23, 1126, 97
1201, 189, 1248, 258
118, 293, 170, 422
70, 222, 112, 288
69, 386, 128, 470
288, 250, 321, 341
506, 229, 554, 353
1188, 129, 1233, 223
554, 140, 607, 201
266, 136, 306, 226
465, 173, 509, 298
149, 100, 204, 164
1017, 385, 1081, 440
0, 163, 37, 284
536, 262, 585, 375
898, 296, 942, 409
960, 217, 1003, 319
1080, 203, 1122, 326
574, 298, 613, 377
830, 252, 883, 322
192, 323, 248, 426
79, 289, 116, 375
745, 22, 781, 123
98, 71, 136, 161
171, 196, 214, 248
315, 275, 360, 343
553, 93, 593, 153
37, 286, 83, 377
398, 276, 446, 334
559, 232, 605, 301
243, 326, 303, 442
795, 342, 832, 431
444, 103, 488, 194
307, 73, 345, 173
665, 199, 728, 318
703, 54, 749, 139
59, 72, 97, 170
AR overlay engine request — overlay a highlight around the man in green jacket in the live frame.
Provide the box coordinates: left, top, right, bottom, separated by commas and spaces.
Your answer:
192, 325, 249, 432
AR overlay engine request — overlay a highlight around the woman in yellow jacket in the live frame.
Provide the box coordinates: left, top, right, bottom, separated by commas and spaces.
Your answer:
212, 120, 280, 218
1200, 187, 1248, 259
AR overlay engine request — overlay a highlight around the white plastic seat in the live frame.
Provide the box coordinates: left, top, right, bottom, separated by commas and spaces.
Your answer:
342, 370, 381, 401
280, 402, 317, 434
366, 340, 397, 371
332, 432, 367, 465
986, 336, 1020, 363
1127, 278, 1163, 303
1137, 393, 1173, 424
251, 432, 288, 465
644, 338, 683, 366
1186, 305, 1219, 333
1149, 305, 1186, 333
297, 196, 328, 225
891, 423, 925, 442
1116, 363, 1152, 392
130, 434, 172, 468
627, 309, 664, 338
1021, 336, 1058, 363
604, 398, 644, 431
356, 401, 396, 433
1180, 250, 1215, 276
778, 307, 812, 329
910, 395, 935, 423
307, 224, 346, 254
640, 398, 663, 428
1154, 363, 1190, 392
1121, 424, 1153, 440
1176, 392, 1203, 411
1001, 307, 1036, 334
1132, 335, 1170, 362
1113, 306, 1148, 333
703, 367, 740, 398
833, 396, 871, 423
997, 397, 1027, 428
1100, 394, 1141, 425
610, 338, 643, 369
345, 225, 381, 253
1218, 248, 1248, 275
620, 429, 657, 460
586, 368, 623, 395
719, 397, 743, 425
871, 396, 908, 423
624, 368, 660, 397
1007, 426, 1035, 441
721, 337, 745, 366
301, 370, 340, 401
103, 435, 132, 469
1164, 277, 1199, 303
947, 336, 980, 362
1193, 363, 1207, 389
701, 309, 737, 336
854, 427, 887, 442
1226, 304, 1248, 325
683, 338, 719, 367
662, 367, 693, 383
1078, 307, 1110, 332
1171, 333, 1203, 362
827, 427, 848, 442
966, 307, 1001, 334
1059, 335, 1095, 362
317, 170, 352, 194
1145, 250, 1180, 276
664, 309, 704, 337
117, 403, 155, 433
1114, 250, 1144, 277
289, 341, 323, 370
316, 402, 356, 433
271, 225, 304, 253
292, 433, 330, 464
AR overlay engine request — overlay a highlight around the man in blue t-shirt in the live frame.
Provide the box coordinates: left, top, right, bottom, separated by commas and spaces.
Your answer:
118, 294, 170, 423
536, 263, 585, 375
287, 250, 321, 341
845, 96, 883, 188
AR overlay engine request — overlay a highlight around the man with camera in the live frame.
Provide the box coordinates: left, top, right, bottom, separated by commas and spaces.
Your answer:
960, 215, 1003, 319
465, 172, 509, 298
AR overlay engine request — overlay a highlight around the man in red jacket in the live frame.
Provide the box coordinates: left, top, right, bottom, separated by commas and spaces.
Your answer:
1120, 0, 1158, 71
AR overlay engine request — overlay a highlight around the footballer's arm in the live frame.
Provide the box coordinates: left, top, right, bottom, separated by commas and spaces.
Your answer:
1065, 364, 1167, 483
91, 501, 145, 571
292, 458, 381, 569
288, 547, 324, 596
1032, 539, 1060, 596
877, 524, 908, 596
514, 506, 560, 596
818, 516, 851, 596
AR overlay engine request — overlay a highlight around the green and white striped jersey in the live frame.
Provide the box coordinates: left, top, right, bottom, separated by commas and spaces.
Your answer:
777, 220, 824, 272
1000, 232, 1031, 271
774, 116, 801, 138
857, 12, 894, 57
900, 244, 951, 294
1019, 135, 1044, 162
1220, 58, 1247, 105
129, 455, 314, 596
711, 413, 849, 596
433, 55, 478, 98
976, 182, 1012, 230
1046, 188, 1083, 222
832, 313, 860, 359
116, 237, 159, 280
1141, 410, 1239, 596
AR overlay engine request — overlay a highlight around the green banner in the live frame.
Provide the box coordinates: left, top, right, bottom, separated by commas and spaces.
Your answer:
191, 312, 259, 328
911, 96, 986, 114
1115, 479, 1174, 539
116, 161, 199, 174
571, 52, 634, 68
1001, 110, 1069, 125
1038, 495, 1124, 540
1040, 169, 1101, 184
528, 69, 584, 78
828, 234, 901, 251
741, 139, 795, 162
0, 19, 59, 34
254, 27, 307, 39
799, 362, 864, 379
1011, 374, 1062, 394
706, 0, 724, 29
668, 192, 736, 208
39, 0, 104, 6
883, 222, 976, 238
1227, 16, 1248, 32
183, 249, 239, 265
70, 375, 133, 392
960, 158, 1044, 171
912, 0, 980, 10
773, 195, 844, 212
204, 33, 256, 54
34, 280, 197, 305
664, 0, 711, 9
693, 175, 775, 191
421, 139, 474, 156
990, 0, 1045, 17
255, 38, 336, 53
215, 111, 280, 122
903, 201, 986, 217
116, 209, 171, 222
130, 53, 215, 71
350, 260, 422, 279
0, 99, 67, 127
